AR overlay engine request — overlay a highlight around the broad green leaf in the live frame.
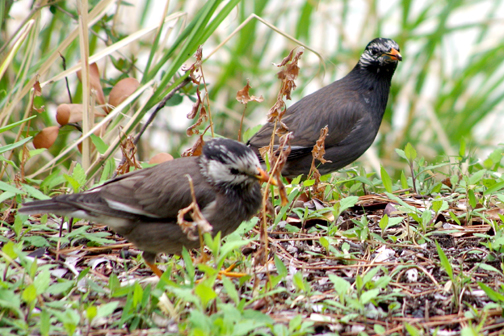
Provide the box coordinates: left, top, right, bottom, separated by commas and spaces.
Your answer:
22, 284, 37, 303
360, 288, 380, 304
96, 301, 120, 319
194, 282, 217, 307
380, 165, 393, 192
339, 196, 359, 212
46, 281, 74, 295
90, 134, 109, 154
404, 143, 417, 161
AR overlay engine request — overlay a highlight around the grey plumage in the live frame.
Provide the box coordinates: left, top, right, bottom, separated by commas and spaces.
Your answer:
20, 138, 270, 274
247, 38, 402, 178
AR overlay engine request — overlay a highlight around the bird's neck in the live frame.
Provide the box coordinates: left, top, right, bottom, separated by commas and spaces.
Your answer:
347, 63, 397, 116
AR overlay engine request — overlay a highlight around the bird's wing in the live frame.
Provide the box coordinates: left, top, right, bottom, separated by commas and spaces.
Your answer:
249, 82, 367, 158
78, 157, 216, 219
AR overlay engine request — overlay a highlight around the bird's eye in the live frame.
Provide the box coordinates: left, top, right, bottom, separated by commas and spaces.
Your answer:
371, 48, 380, 55
230, 168, 240, 175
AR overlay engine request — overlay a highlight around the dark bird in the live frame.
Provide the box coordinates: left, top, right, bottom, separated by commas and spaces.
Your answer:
247, 38, 402, 178
19, 138, 272, 277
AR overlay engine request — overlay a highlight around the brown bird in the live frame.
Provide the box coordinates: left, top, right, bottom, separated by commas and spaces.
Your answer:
247, 38, 402, 178
19, 138, 272, 277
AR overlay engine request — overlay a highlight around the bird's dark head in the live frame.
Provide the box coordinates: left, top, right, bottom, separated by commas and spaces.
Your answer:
200, 138, 273, 188
359, 38, 402, 71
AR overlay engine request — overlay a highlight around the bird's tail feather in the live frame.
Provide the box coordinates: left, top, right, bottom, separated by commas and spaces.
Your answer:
18, 200, 77, 216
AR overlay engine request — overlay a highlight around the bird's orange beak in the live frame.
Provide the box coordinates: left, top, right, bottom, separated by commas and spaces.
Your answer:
256, 167, 277, 186
384, 48, 402, 61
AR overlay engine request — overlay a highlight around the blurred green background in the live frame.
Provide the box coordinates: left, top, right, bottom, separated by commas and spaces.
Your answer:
2, 0, 504, 180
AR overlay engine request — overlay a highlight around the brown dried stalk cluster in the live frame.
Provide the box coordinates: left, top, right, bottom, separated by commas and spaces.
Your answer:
177, 175, 213, 241
182, 47, 214, 157
309, 125, 331, 199
115, 134, 142, 175
236, 79, 264, 141
182, 46, 210, 138
267, 47, 304, 136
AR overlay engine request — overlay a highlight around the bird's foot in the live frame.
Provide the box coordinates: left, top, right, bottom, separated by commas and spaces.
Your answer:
217, 262, 247, 278
145, 260, 163, 278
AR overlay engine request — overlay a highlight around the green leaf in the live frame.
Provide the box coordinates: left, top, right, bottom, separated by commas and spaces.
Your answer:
303, 179, 315, 187
374, 323, 386, 334
96, 301, 120, 319
478, 282, 504, 302
400, 170, 408, 189
0, 191, 16, 203
361, 267, 381, 287
404, 143, 417, 161
34, 269, 51, 294
0, 181, 24, 194
435, 241, 453, 280
293, 272, 306, 292
86, 306, 97, 322
395, 148, 407, 161
339, 196, 359, 212
132, 282, 143, 307
2, 241, 18, 259
90, 134, 109, 154
23, 235, 50, 247
63, 175, 81, 193
484, 180, 504, 195
13, 213, 24, 237
181, 247, 195, 279
46, 281, 74, 295
0, 116, 36, 133
222, 277, 239, 305
274, 254, 287, 278
404, 323, 421, 336
468, 189, 477, 209
194, 282, 217, 307
379, 214, 389, 232
22, 284, 37, 303
72, 164, 87, 189
380, 165, 393, 193
40, 309, 50, 336
448, 211, 461, 225
21, 184, 50, 200
0, 137, 32, 155
468, 169, 486, 185
360, 288, 380, 304
477, 263, 502, 275
459, 139, 466, 159
328, 274, 350, 297
319, 236, 330, 250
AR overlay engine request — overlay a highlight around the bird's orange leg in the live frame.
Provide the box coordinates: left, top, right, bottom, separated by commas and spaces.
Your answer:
145, 260, 164, 277
217, 262, 247, 278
